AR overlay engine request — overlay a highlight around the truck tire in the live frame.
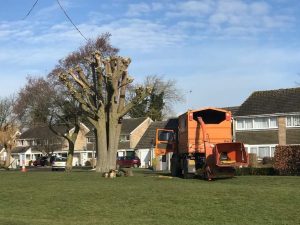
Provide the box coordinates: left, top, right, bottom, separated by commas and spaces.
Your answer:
171, 154, 180, 177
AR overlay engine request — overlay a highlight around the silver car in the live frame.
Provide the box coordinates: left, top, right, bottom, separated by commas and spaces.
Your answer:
52, 157, 67, 171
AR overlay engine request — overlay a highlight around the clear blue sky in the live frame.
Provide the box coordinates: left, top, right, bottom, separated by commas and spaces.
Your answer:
0, 0, 299, 115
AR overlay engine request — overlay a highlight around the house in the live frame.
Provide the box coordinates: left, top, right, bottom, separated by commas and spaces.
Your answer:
135, 118, 178, 168
234, 87, 300, 159
0, 144, 5, 162
85, 117, 152, 161
12, 124, 91, 166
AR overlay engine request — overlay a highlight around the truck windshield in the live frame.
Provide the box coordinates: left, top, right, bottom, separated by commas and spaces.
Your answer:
158, 130, 174, 142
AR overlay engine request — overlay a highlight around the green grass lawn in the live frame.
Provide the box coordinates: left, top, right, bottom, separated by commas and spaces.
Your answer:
0, 169, 299, 225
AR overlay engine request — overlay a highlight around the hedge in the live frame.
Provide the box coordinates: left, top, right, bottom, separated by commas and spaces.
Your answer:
235, 167, 277, 176
274, 145, 300, 176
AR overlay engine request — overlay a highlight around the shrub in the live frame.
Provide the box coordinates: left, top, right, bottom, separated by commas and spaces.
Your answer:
235, 167, 277, 176
274, 145, 300, 175
262, 157, 274, 165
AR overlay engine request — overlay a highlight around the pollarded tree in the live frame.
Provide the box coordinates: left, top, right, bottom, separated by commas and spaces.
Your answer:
57, 51, 151, 173
48, 33, 119, 172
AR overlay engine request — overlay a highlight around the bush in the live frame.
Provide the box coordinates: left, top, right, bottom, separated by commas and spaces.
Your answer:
235, 167, 278, 176
262, 157, 274, 165
274, 145, 300, 175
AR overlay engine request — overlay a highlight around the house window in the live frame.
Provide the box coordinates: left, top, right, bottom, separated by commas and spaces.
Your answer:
286, 115, 300, 127
236, 117, 278, 130
271, 147, 276, 157
269, 117, 278, 128
244, 118, 253, 129
245, 145, 277, 159
249, 147, 257, 155
253, 118, 268, 129
237, 120, 244, 130
258, 146, 270, 158
87, 137, 95, 143
120, 135, 130, 142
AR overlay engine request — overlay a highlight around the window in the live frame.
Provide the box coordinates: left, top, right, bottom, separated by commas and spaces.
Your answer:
158, 130, 174, 142
237, 120, 244, 130
87, 137, 95, 143
258, 146, 270, 158
244, 118, 253, 129
271, 147, 276, 157
245, 145, 277, 159
249, 147, 257, 155
253, 118, 268, 129
269, 117, 278, 128
120, 135, 130, 142
236, 117, 278, 130
287, 115, 300, 127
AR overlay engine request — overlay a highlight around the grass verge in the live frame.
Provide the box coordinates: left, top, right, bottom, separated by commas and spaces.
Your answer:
0, 169, 299, 225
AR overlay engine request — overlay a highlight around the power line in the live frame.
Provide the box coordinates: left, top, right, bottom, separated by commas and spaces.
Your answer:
56, 0, 88, 42
23, 0, 39, 20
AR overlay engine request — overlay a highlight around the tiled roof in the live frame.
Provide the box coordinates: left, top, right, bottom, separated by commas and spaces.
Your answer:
120, 117, 148, 134
235, 88, 300, 116
86, 117, 148, 137
19, 125, 67, 139
135, 118, 178, 149
222, 106, 240, 116
11, 146, 31, 154
118, 141, 131, 149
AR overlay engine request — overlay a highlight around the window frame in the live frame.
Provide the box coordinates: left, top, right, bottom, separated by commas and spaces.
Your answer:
236, 117, 278, 131
244, 144, 277, 159
286, 115, 300, 127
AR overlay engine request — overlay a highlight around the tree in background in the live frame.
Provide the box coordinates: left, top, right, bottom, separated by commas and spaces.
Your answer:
128, 75, 183, 121
0, 96, 18, 169
14, 76, 55, 126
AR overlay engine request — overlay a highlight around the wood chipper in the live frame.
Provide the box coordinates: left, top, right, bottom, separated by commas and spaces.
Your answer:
155, 107, 248, 180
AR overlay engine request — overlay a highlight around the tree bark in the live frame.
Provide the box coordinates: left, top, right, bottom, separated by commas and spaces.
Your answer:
65, 141, 74, 172
95, 111, 109, 173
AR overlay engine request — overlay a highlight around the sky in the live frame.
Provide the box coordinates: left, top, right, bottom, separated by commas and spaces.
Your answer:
0, 0, 300, 116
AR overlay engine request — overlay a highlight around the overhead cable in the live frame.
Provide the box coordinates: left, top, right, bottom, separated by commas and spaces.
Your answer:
56, 0, 88, 41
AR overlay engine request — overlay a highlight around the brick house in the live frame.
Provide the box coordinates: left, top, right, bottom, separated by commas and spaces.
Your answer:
85, 117, 152, 161
135, 118, 178, 168
234, 87, 300, 159
12, 124, 91, 166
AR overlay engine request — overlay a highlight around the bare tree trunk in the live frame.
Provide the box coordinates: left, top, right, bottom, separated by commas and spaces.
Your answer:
66, 141, 74, 172
96, 114, 109, 173
109, 122, 121, 170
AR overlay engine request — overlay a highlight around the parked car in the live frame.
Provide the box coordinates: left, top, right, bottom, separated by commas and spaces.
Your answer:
52, 157, 67, 171
33, 156, 49, 166
116, 156, 141, 168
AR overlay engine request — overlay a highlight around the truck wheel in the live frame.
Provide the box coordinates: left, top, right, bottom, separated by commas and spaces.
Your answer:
171, 155, 180, 177
182, 158, 191, 179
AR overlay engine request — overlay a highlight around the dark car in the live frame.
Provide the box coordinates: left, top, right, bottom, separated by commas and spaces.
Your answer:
116, 156, 141, 168
33, 156, 49, 166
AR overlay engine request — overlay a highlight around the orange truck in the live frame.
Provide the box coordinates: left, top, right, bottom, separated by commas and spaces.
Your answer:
155, 107, 248, 179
